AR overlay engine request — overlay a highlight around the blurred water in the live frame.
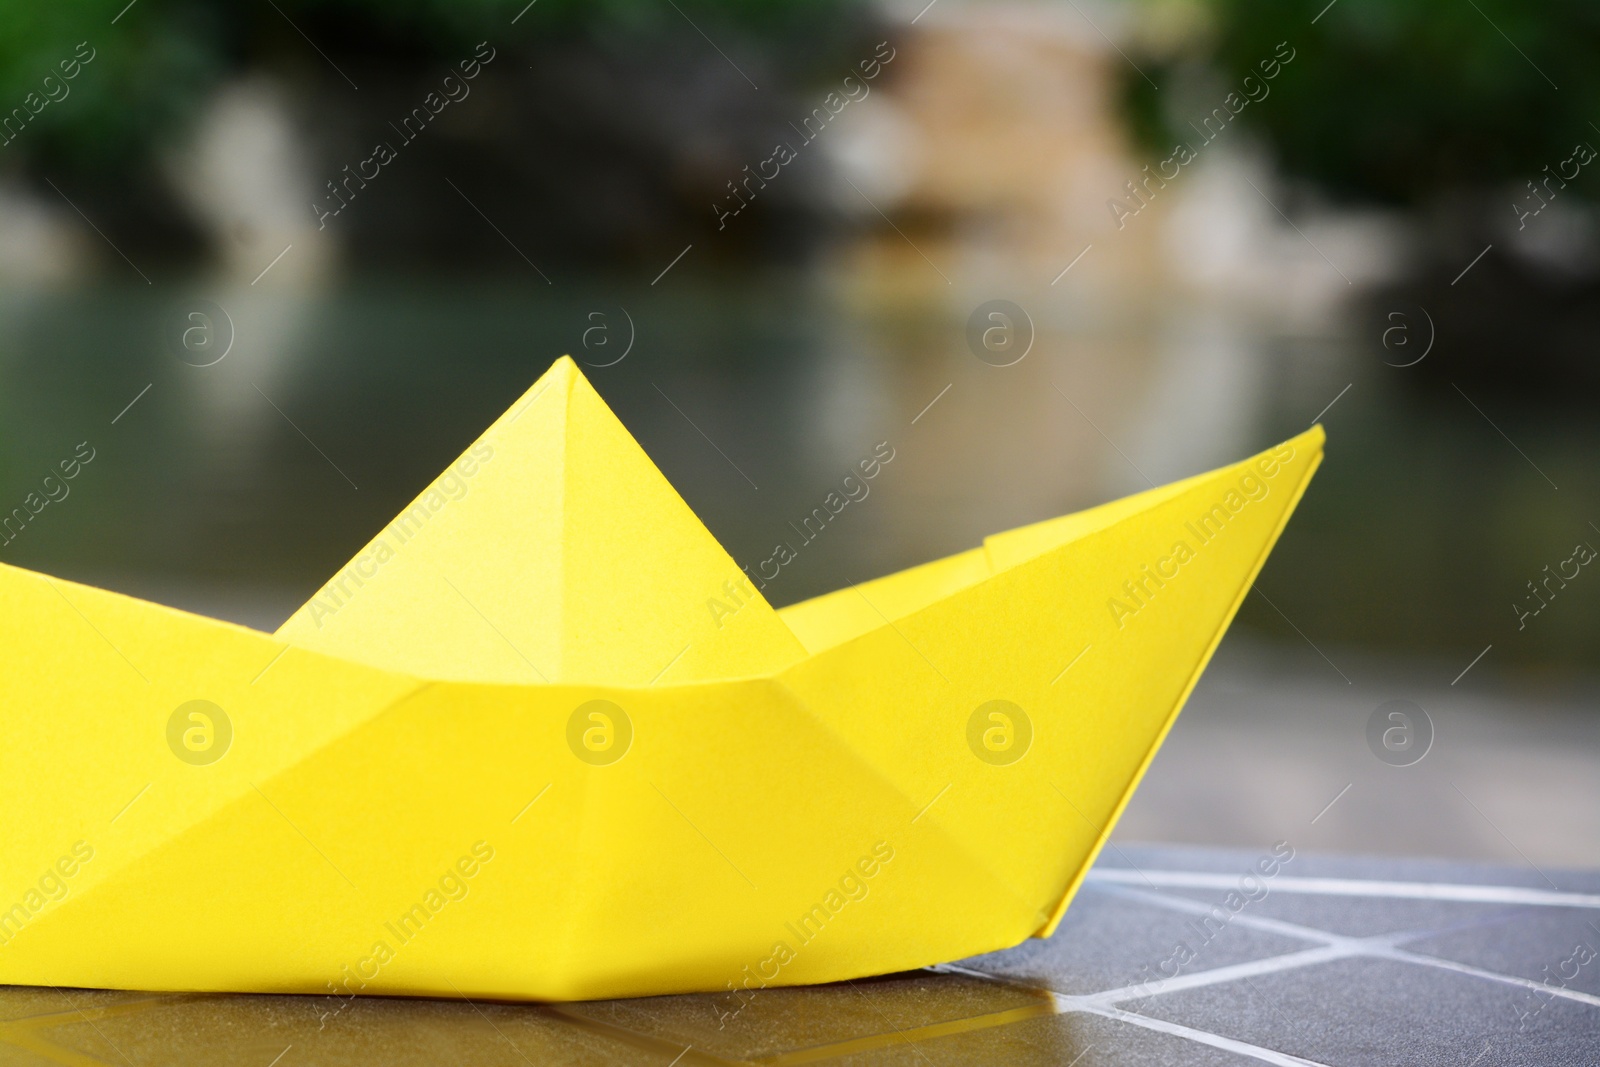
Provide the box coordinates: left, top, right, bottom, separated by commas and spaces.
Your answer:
1, 271, 1595, 671
2, 267, 1596, 868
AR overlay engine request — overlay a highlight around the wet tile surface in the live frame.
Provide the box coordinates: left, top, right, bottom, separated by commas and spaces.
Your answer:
2, 847, 1596, 1065
1142, 957, 1600, 1067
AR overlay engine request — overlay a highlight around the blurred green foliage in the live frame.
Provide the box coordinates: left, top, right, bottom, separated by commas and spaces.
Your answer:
0, 2, 225, 169
0, 0, 854, 172
1122, 0, 1600, 204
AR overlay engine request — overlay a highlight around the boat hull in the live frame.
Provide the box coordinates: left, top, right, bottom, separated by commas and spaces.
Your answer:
0, 428, 1322, 999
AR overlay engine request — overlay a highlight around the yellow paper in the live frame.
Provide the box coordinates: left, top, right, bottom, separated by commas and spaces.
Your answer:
0, 356, 1323, 1000
275, 356, 807, 685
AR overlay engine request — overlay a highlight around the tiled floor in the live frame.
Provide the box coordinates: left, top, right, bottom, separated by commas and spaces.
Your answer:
5, 847, 1596, 1065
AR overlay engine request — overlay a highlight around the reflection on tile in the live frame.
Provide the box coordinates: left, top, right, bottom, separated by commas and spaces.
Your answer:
806, 1011, 1252, 1067
0, 986, 158, 1024
1, 848, 1596, 1066
26, 993, 646, 1067
563, 969, 1053, 1063
958, 889, 1309, 996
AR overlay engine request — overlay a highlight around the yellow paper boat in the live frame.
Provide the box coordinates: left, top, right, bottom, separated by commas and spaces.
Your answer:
0, 357, 1322, 1001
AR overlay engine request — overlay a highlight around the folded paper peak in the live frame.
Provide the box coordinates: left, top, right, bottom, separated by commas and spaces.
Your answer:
0, 356, 1323, 1001
276, 355, 806, 685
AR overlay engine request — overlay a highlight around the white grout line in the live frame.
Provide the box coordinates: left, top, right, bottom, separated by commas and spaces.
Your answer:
1092, 883, 1378, 954
1086, 869, 1600, 909
939, 872, 1600, 1066
1099, 881, 1600, 1013
1089, 944, 1357, 1007
1388, 946, 1600, 1009
941, 963, 1337, 1067
1080, 1004, 1335, 1067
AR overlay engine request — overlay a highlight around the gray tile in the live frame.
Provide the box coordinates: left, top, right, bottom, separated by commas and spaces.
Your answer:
1153, 885, 1510, 939
811, 1009, 1260, 1067
957, 889, 1310, 996
1137, 956, 1600, 1067
1403, 908, 1600, 998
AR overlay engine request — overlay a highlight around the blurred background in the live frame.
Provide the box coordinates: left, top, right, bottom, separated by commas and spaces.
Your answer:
1, 0, 1595, 867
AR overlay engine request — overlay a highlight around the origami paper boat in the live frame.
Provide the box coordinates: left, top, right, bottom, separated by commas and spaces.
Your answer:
0, 357, 1322, 1001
